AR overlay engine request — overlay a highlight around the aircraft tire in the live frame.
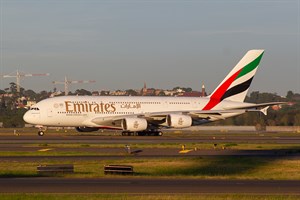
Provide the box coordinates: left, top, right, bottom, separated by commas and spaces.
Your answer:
157, 131, 163, 136
38, 131, 45, 136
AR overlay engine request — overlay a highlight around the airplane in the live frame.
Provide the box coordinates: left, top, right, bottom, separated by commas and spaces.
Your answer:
23, 49, 285, 136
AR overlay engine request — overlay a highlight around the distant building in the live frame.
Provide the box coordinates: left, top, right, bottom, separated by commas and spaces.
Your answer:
92, 91, 100, 96
272, 105, 282, 111
201, 84, 207, 97
181, 91, 202, 97
154, 89, 162, 96
111, 90, 126, 96
164, 90, 175, 96
50, 91, 63, 97
141, 82, 156, 96
175, 88, 184, 93
2, 93, 13, 98
26, 100, 37, 108
141, 82, 147, 95
100, 90, 110, 96
177, 84, 206, 97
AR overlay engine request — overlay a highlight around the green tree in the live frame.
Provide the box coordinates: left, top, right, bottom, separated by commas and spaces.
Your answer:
172, 87, 193, 92
24, 89, 36, 100
126, 89, 138, 96
100, 91, 109, 96
9, 82, 17, 94
294, 113, 300, 126
75, 89, 92, 96
36, 90, 50, 101
158, 91, 166, 96
286, 91, 294, 100
2, 108, 27, 128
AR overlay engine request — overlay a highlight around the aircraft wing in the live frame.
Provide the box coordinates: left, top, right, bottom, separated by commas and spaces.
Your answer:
137, 109, 247, 124
88, 110, 242, 128
224, 102, 287, 110
84, 102, 287, 128
144, 110, 237, 120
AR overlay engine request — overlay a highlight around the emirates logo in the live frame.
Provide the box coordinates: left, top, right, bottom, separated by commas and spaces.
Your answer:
133, 121, 139, 129
178, 118, 183, 126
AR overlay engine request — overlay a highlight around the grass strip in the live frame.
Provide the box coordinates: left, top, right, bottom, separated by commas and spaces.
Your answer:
0, 157, 299, 180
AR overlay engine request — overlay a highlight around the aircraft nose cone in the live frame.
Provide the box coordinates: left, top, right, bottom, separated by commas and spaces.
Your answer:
23, 111, 31, 124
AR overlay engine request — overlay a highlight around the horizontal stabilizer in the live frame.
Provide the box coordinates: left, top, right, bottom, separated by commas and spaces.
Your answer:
260, 106, 269, 115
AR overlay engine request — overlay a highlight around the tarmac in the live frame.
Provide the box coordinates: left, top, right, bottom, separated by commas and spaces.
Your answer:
0, 132, 299, 194
0, 134, 300, 144
0, 178, 300, 194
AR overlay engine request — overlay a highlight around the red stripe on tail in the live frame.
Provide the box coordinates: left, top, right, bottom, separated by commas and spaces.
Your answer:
203, 69, 242, 110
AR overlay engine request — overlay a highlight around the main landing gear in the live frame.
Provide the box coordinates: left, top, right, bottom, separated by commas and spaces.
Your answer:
122, 130, 163, 136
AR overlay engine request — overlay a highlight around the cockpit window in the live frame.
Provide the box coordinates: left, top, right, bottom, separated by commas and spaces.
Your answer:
30, 107, 40, 111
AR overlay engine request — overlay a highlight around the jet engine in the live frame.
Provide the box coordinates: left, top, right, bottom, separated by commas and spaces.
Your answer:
75, 127, 100, 132
121, 118, 148, 132
167, 114, 192, 128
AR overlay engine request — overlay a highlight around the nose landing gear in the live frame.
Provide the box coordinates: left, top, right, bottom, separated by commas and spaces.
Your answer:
38, 131, 45, 136
36, 126, 47, 136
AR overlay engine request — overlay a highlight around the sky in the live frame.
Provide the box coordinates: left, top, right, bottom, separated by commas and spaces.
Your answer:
0, 0, 299, 96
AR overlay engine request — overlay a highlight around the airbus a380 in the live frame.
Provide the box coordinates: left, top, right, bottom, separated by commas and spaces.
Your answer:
24, 50, 285, 136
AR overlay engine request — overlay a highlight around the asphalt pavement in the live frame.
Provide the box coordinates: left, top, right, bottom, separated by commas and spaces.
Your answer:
0, 132, 299, 194
0, 134, 300, 144
0, 178, 299, 194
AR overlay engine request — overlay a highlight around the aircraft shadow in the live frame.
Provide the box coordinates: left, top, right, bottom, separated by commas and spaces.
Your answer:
137, 148, 300, 177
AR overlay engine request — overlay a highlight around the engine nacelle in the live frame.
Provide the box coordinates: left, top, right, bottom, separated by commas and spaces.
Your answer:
167, 114, 192, 128
75, 127, 99, 132
121, 118, 148, 132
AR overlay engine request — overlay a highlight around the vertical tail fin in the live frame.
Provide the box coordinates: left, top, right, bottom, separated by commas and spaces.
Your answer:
203, 50, 264, 110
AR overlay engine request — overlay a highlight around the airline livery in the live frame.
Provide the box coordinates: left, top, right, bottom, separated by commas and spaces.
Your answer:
23, 50, 284, 136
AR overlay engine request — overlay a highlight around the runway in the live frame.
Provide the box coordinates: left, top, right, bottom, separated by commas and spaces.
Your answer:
0, 178, 300, 194
1, 134, 300, 144
1, 149, 300, 162
0, 133, 299, 160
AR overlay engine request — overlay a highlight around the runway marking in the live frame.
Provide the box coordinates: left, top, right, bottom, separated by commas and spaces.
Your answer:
179, 150, 193, 154
38, 148, 52, 152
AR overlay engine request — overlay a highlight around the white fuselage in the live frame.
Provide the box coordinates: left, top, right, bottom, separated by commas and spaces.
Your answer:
23, 95, 250, 128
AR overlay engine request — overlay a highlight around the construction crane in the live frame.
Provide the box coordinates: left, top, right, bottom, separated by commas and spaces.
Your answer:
52, 76, 96, 95
1, 70, 50, 93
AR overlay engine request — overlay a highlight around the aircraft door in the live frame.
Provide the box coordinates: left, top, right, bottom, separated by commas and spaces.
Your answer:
192, 100, 198, 109
47, 109, 53, 117
164, 101, 168, 108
